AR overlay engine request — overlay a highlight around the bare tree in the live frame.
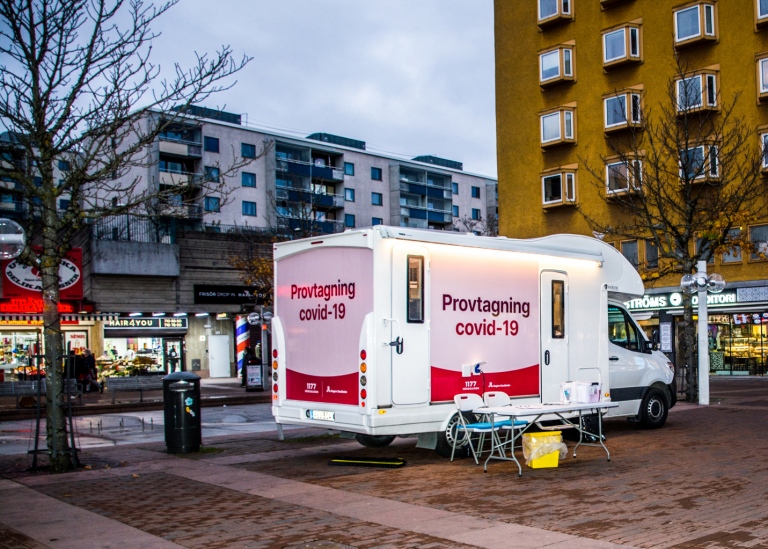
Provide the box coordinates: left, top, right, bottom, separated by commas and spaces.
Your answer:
0, 0, 254, 472
578, 57, 766, 402
453, 212, 498, 236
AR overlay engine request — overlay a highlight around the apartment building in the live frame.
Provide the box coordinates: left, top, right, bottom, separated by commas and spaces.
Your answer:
127, 106, 497, 236
495, 0, 768, 375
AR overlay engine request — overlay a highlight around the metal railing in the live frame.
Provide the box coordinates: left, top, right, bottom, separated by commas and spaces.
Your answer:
91, 215, 175, 244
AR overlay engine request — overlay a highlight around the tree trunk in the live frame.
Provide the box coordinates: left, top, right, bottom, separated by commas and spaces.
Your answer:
42, 251, 71, 472
682, 293, 697, 403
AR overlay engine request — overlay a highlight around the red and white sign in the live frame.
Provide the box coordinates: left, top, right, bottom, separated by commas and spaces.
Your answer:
2, 248, 83, 300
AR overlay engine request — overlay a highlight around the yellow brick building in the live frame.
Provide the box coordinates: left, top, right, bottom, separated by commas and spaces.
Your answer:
495, 0, 768, 374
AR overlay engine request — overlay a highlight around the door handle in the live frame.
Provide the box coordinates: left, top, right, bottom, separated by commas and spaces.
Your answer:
390, 337, 403, 354
544, 350, 550, 366
609, 356, 620, 361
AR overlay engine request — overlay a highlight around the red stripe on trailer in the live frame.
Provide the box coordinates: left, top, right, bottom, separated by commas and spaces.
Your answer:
430, 364, 540, 402
286, 369, 358, 405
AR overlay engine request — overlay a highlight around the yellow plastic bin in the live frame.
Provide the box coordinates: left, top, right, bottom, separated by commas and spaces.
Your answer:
522, 431, 562, 469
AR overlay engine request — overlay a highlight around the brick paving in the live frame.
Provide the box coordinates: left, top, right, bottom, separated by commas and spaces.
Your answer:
1, 377, 768, 548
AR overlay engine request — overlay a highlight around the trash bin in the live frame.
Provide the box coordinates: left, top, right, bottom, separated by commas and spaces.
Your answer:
163, 371, 201, 454
522, 431, 566, 469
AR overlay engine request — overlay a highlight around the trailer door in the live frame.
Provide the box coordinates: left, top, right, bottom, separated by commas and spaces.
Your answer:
541, 271, 569, 402
391, 245, 430, 405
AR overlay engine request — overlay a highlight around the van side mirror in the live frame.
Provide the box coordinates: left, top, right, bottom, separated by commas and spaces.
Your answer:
644, 340, 657, 353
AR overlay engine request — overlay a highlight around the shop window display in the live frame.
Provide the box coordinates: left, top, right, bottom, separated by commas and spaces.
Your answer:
708, 313, 768, 375
100, 338, 167, 376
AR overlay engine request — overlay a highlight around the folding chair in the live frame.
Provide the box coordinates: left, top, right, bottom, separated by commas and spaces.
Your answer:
483, 391, 528, 451
451, 393, 503, 464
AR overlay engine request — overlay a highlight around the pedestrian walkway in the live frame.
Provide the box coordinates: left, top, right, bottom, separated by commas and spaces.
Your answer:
1, 377, 768, 548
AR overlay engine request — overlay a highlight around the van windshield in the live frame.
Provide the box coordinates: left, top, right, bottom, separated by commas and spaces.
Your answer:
608, 305, 640, 351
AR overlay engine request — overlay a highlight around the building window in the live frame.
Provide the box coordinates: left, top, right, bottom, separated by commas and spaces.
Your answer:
204, 136, 219, 153
471, 208, 481, 220
204, 196, 220, 212
758, 57, 768, 101
540, 107, 576, 147
58, 199, 70, 210
722, 228, 742, 263
372, 217, 383, 226
58, 160, 70, 171
371, 167, 382, 180
676, 72, 718, 112
344, 162, 354, 176
344, 188, 355, 202
241, 143, 256, 158
602, 24, 641, 68
452, 205, 459, 217
371, 192, 383, 206
761, 132, 768, 173
538, 0, 572, 27
759, 0, 768, 26
604, 91, 642, 131
674, 3, 717, 48
680, 144, 719, 181
644, 240, 659, 269
541, 169, 577, 208
204, 166, 220, 183
696, 237, 716, 264
621, 240, 639, 268
452, 182, 459, 195
242, 172, 256, 187
749, 224, 768, 261
471, 186, 481, 198
345, 214, 355, 228
539, 45, 574, 86
242, 201, 257, 216
606, 159, 642, 195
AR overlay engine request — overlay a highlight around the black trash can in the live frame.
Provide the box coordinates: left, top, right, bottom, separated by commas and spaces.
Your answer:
163, 371, 201, 454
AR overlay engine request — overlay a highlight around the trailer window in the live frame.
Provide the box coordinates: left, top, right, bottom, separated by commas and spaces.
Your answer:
608, 306, 640, 351
407, 256, 424, 323
551, 280, 565, 338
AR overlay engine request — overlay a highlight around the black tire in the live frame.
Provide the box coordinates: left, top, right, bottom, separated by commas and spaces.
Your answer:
639, 387, 668, 429
434, 411, 477, 458
355, 434, 396, 448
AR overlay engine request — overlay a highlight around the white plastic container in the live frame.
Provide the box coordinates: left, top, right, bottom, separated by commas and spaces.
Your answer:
588, 382, 601, 403
560, 382, 573, 403
575, 382, 590, 403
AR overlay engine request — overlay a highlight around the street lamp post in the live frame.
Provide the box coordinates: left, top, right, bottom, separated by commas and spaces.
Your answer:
680, 261, 725, 406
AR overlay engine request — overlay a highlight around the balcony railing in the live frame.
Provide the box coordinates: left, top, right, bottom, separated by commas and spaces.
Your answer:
158, 137, 202, 158
91, 215, 176, 244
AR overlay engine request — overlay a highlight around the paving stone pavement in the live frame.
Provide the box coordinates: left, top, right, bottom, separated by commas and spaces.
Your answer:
1, 377, 768, 548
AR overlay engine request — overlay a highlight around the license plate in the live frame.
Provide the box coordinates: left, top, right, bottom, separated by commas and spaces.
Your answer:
310, 410, 335, 421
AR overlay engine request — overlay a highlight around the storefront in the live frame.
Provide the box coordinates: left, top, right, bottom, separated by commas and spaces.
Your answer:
626, 285, 768, 376
102, 316, 188, 376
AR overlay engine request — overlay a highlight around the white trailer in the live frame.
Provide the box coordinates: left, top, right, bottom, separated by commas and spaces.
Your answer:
271, 226, 675, 455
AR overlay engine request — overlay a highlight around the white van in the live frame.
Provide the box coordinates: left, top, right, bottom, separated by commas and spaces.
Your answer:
271, 226, 675, 456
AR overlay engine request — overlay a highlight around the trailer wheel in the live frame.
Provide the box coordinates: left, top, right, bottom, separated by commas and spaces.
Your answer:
434, 411, 477, 458
639, 387, 668, 429
355, 434, 396, 448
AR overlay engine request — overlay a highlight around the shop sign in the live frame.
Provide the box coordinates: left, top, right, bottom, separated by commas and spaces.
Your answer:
193, 284, 268, 305
0, 298, 76, 313
1, 248, 83, 300
105, 317, 188, 329
625, 290, 737, 311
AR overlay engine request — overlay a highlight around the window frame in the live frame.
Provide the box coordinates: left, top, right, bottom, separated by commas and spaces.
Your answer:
344, 213, 356, 228
539, 45, 575, 86
674, 2, 717, 48
620, 239, 639, 269
602, 24, 642, 68
372, 217, 383, 226
344, 188, 355, 202
203, 136, 220, 153
541, 167, 577, 208
758, 56, 768, 101
371, 166, 383, 181
748, 224, 768, 261
551, 280, 565, 339
644, 239, 659, 270
471, 208, 481, 221
540, 106, 576, 147
471, 186, 481, 198
344, 162, 355, 176
721, 228, 743, 264
371, 192, 383, 206
452, 205, 459, 217
406, 255, 425, 323
604, 91, 643, 131
242, 200, 257, 217
758, 0, 768, 27
451, 182, 459, 195
679, 143, 719, 181
241, 143, 256, 158
204, 196, 220, 213
605, 158, 642, 196
537, 0, 573, 27
241, 172, 256, 188
675, 71, 719, 113
760, 132, 768, 173
204, 166, 220, 183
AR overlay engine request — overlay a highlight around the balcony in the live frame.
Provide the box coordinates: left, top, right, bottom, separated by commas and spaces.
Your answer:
158, 138, 202, 158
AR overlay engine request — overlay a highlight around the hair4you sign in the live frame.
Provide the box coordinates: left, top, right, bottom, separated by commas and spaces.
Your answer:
1, 247, 83, 300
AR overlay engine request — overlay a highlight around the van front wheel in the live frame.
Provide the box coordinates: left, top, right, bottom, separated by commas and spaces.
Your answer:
355, 434, 396, 448
639, 388, 668, 429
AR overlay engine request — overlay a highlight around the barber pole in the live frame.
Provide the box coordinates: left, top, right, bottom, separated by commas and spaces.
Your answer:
235, 316, 250, 377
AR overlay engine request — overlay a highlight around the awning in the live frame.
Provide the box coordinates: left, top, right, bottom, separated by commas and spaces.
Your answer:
0, 313, 119, 322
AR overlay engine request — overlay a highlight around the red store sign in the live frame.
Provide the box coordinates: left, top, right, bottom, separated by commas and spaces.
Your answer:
1, 247, 83, 301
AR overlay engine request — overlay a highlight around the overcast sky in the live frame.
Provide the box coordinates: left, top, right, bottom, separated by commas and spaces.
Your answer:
150, 0, 497, 177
